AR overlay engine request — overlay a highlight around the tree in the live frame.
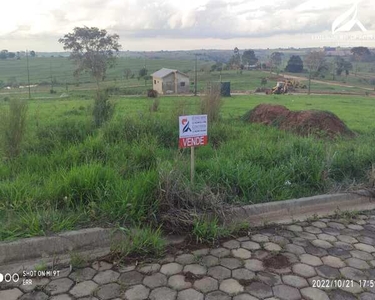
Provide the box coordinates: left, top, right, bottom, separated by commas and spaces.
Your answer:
29, 50, 36, 57
229, 47, 241, 73
58, 26, 121, 89
123, 68, 132, 80
138, 67, 147, 77
351, 47, 371, 76
304, 51, 325, 95
242, 50, 258, 66
7, 52, 15, 59
270, 52, 284, 72
334, 57, 352, 77
285, 55, 303, 73
0, 50, 8, 60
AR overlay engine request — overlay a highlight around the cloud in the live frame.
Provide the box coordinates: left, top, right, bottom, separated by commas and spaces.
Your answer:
0, 0, 374, 51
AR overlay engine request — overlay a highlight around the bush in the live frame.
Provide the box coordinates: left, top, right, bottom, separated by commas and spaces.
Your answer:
201, 84, 222, 122
93, 90, 115, 127
147, 89, 158, 98
1, 98, 28, 158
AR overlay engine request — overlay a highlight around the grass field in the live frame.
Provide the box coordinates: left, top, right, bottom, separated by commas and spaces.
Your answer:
1, 93, 375, 241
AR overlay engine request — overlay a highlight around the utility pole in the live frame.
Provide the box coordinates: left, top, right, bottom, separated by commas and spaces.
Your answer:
194, 54, 197, 96
26, 50, 31, 100
144, 52, 147, 87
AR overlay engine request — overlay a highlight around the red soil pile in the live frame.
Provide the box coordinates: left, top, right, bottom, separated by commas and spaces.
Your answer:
244, 104, 354, 138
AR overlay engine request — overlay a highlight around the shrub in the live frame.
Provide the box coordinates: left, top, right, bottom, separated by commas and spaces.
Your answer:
1, 98, 28, 158
201, 84, 222, 122
93, 90, 115, 127
147, 89, 158, 98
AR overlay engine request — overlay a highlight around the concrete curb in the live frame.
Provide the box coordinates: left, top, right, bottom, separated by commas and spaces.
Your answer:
1, 190, 374, 271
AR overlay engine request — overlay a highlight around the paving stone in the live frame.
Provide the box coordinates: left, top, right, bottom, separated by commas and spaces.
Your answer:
321, 255, 346, 268
138, 263, 161, 274
119, 265, 136, 273
270, 235, 289, 246
233, 268, 255, 281
257, 271, 282, 286
69, 267, 96, 282
340, 267, 367, 280
183, 264, 207, 275
301, 287, 329, 300
232, 248, 252, 259
177, 288, 203, 300
220, 278, 244, 295
201, 255, 219, 267
351, 250, 373, 261
223, 239, 241, 249
168, 275, 192, 290
348, 224, 364, 230
287, 225, 303, 232
300, 254, 323, 266
93, 270, 120, 284
71, 297, 98, 300
143, 272, 167, 288
346, 258, 370, 270
298, 232, 317, 240
118, 270, 144, 286
328, 222, 346, 230
359, 292, 375, 300
244, 259, 264, 271
150, 287, 177, 300
160, 255, 175, 264
357, 236, 375, 246
241, 241, 261, 250
19, 292, 48, 300
342, 228, 361, 236
264, 242, 282, 252
318, 234, 337, 242
284, 243, 305, 255
312, 221, 327, 228
330, 289, 357, 300
92, 261, 112, 271
192, 248, 209, 256
237, 236, 250, 242
233, 294, 258, 300
252, 234, 269, 243
19, 278, 50, 293
124, 284, 150, 300
282, 252, 299, 263
334, 241, 354, 250
45, 278, 74, 295
193, 276, 218, 293
211, 247, 231, 258
292, 263, 316, 278
305, 244, 328, 257
282, 274, 309, 288
246, 282, 273, 298
327, 247, 351, 259
176, 254, 195, 265
339, 280, 363, 294
220, 258, 243, 269
160, 263, 183, 275
273, 284, 301, 300
269, 266, 291, 275
69, 280, 98, 298
96, 283, 121, 300
322, 227, 340, 236
338, 235, 358, 244
315, 265, 340, 279
370, 260, 375, 267
49, 295, 73, 300
305, 226, 323, 234
208, 266, 231, 280
312, 239, 332, 249
206, 291, 231, 300
354, 243, 375, 253
253, 249, 271, 260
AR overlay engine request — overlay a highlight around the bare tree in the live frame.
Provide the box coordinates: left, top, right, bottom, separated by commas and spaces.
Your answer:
304, 51, 326, 95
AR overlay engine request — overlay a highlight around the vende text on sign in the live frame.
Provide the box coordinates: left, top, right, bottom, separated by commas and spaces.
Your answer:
179, 115, 208, 149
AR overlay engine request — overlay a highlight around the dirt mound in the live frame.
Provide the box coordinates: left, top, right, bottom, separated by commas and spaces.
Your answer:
244, 104, 354, 138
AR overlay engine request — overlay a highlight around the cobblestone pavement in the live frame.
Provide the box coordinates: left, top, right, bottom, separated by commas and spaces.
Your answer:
3, 211, 375, 299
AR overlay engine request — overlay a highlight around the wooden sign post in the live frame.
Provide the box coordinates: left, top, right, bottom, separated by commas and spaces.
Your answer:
179, 115, 208, 183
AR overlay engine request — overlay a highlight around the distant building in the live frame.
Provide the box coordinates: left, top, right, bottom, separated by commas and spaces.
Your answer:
151, 68, 190, 94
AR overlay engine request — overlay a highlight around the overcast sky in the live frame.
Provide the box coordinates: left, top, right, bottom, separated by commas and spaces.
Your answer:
1, 0, 374, 52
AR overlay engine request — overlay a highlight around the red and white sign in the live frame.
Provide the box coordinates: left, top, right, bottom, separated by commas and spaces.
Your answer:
179, 115, 208, 148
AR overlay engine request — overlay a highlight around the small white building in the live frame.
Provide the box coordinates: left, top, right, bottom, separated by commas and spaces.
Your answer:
151, 68, 190, 95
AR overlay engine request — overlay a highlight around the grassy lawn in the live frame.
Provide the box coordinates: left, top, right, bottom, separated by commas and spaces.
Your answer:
1, 94, 375, 241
